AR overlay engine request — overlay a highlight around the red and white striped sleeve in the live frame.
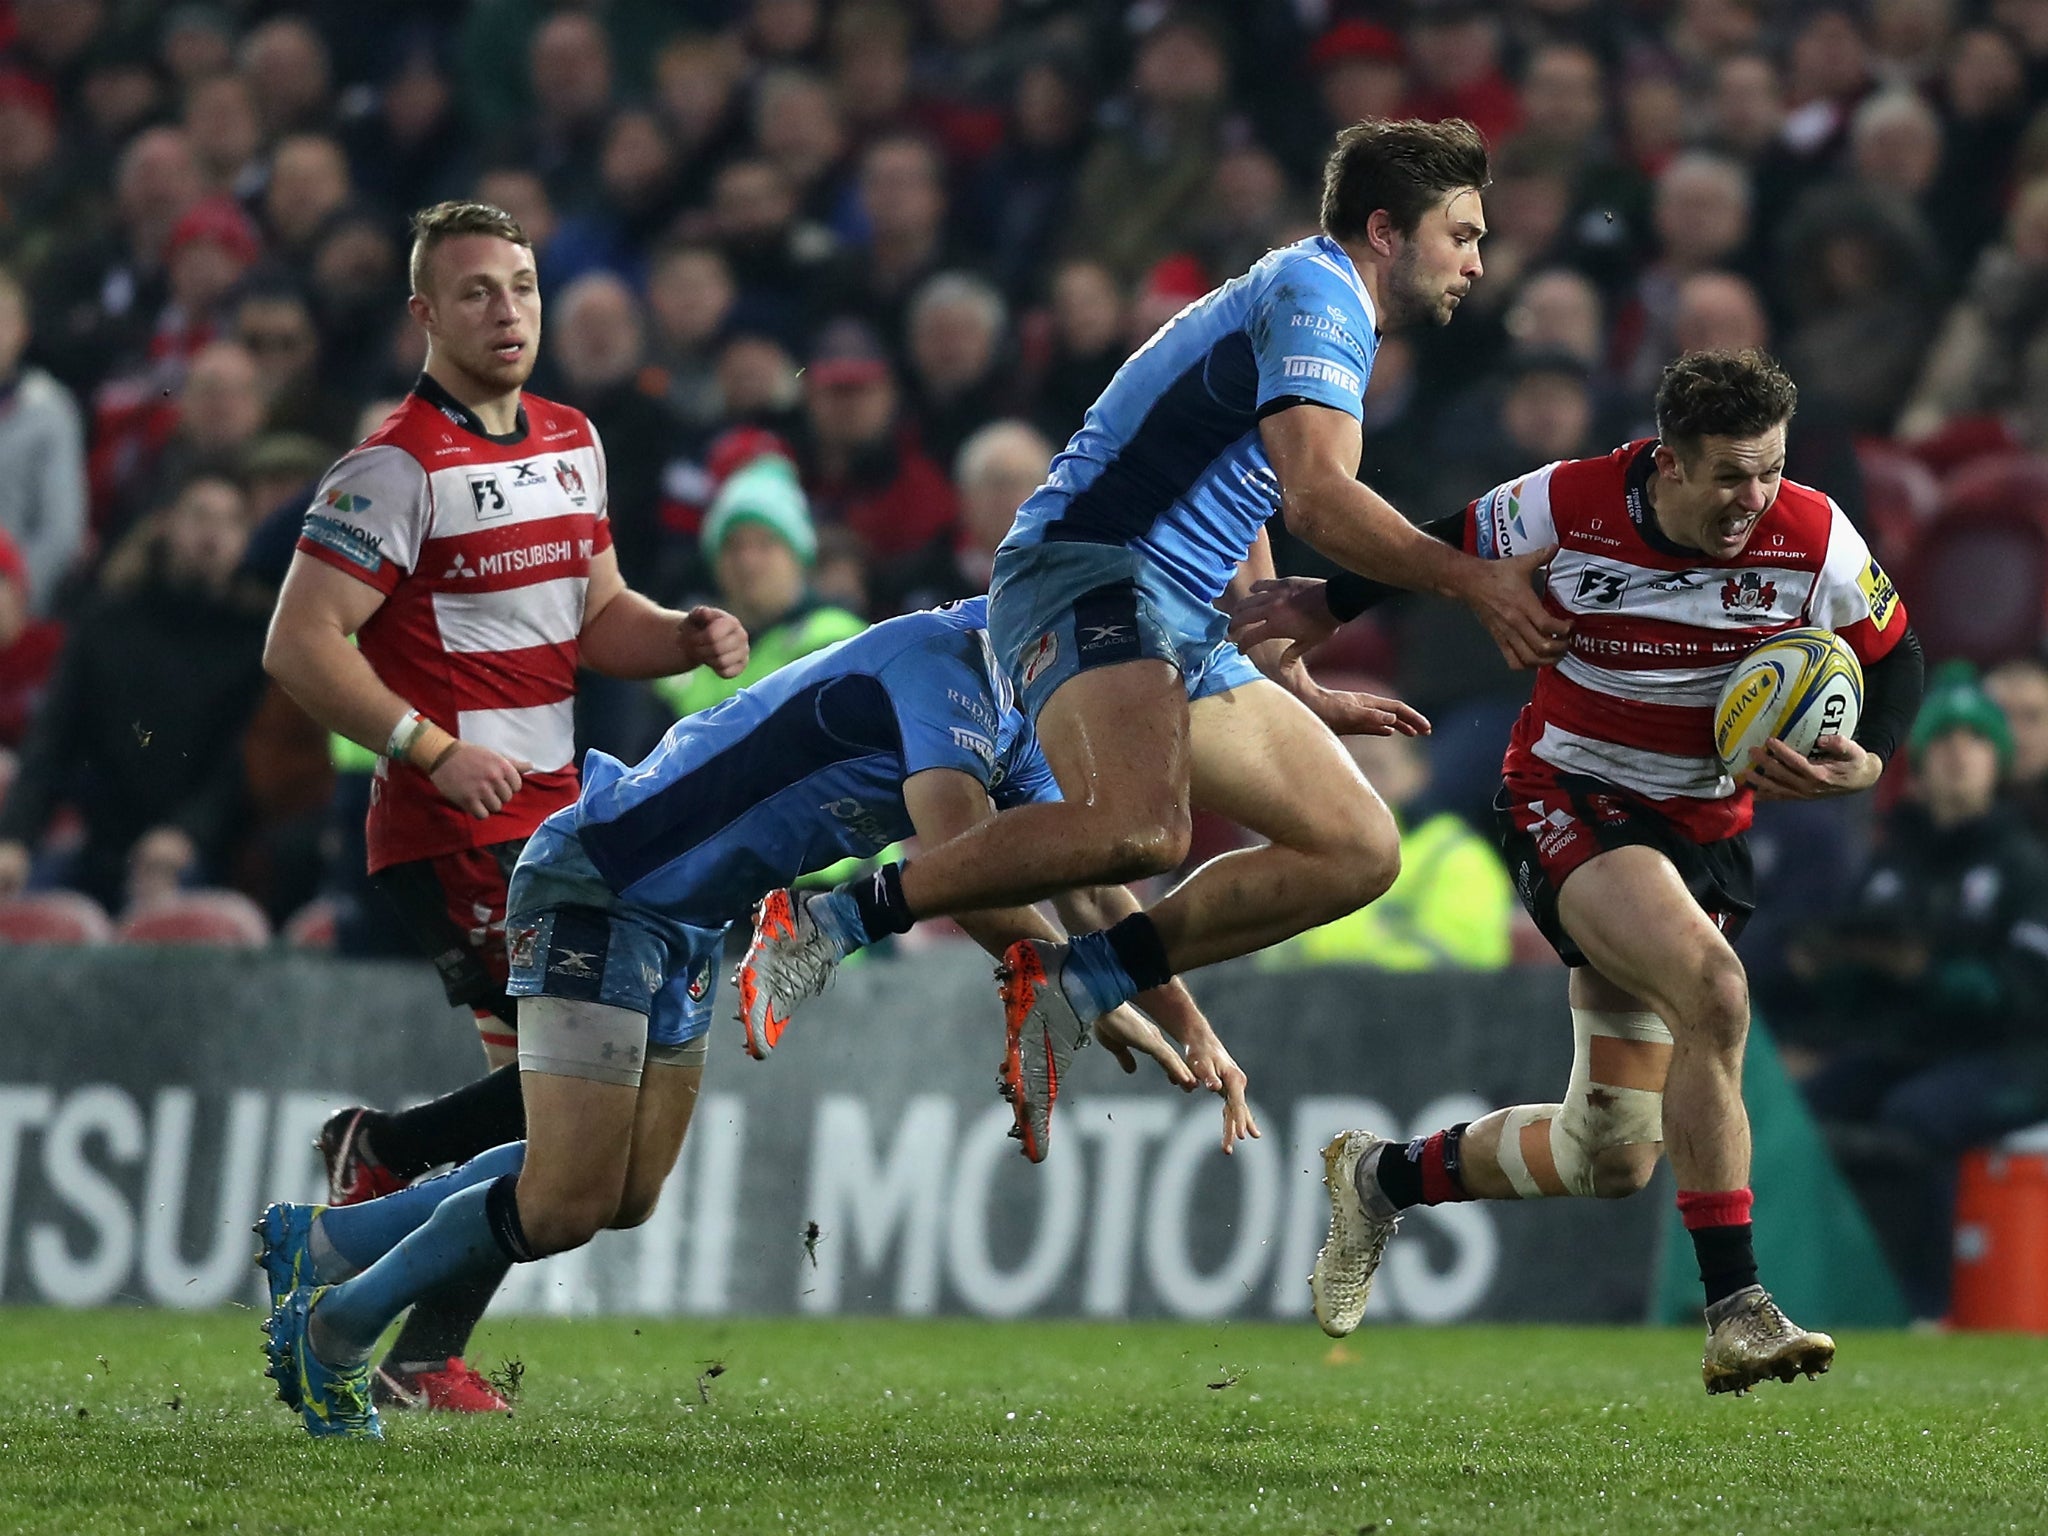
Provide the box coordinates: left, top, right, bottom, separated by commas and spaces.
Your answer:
1465, 462, 1562, 560
1806, 499, 1908, 665
294, 445, 431, 596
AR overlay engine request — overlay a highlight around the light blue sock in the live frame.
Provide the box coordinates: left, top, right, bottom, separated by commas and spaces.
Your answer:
1059, 931, 1140, 1019
803, 886, 868, 957
311, 1180, 511, 1366
316, 1141, 526, 1273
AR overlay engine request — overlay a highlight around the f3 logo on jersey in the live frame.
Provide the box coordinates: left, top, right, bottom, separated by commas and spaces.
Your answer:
1573, 566, 1628, 607
467, 472, 511, 521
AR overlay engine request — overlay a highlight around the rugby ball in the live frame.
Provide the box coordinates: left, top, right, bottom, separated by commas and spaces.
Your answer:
1713, 627, 1863, 778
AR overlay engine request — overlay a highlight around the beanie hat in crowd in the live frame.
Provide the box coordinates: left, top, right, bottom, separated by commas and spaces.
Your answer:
1910, 659, 2014, 770
700, 454, 817, 565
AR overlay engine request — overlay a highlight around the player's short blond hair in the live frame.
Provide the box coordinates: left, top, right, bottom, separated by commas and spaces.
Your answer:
407, 201, 533, 297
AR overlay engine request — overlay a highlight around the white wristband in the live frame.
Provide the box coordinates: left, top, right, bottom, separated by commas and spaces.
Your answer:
385, 709, 430, 762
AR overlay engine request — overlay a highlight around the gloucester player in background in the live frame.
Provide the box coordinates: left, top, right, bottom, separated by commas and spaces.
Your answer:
1235, 350, 1924, 1394
262, 202, 745, 1412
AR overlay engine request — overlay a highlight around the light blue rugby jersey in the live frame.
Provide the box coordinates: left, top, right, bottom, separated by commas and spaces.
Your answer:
1003, 235, 1378, 601
551, 598, 1058, 928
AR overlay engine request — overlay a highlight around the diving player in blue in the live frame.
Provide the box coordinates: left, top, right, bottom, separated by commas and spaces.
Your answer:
744, 119, 1571, 1163
253, 598, 1255, 1439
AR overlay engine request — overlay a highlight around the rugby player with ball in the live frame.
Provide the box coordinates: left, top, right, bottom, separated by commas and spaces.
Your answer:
1231, 350, 1924, 1393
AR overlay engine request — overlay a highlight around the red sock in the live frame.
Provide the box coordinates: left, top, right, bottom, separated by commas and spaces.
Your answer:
1678, 1188, 1758, 1306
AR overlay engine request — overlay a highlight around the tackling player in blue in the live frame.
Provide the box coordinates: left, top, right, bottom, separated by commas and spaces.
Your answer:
741, 119, 1569, 1160
254, 597, 1254, 1438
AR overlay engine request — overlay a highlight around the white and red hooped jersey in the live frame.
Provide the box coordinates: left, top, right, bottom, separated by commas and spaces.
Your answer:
295, 383, 611, 871
1470, 440, 1909, 843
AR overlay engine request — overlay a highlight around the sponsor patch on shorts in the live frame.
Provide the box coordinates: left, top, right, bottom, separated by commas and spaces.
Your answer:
539, 907, 611, 1003
1022, 631, 1059, 687
1072, 582, 1144, 670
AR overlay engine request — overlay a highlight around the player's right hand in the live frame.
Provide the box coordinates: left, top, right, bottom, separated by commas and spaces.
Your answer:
1183, 1030, 1259, 1154
1464, 546, 1570, 669
1224, 576, 1339, 663
0, 840, 29, 897
429, 742, 530, 819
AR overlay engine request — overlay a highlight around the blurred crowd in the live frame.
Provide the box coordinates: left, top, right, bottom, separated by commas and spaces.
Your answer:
0, 0, 2045, 1041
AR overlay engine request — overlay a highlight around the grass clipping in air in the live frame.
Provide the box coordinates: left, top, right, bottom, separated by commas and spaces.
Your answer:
0, 1311, 2043, 1534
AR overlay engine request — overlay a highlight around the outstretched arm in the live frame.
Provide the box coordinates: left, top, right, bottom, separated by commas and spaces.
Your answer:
1258, 402, 1568, 668
1223, 530, 1430, 738
901, 768, 1224, 1106
1051, 882, 1259, 1153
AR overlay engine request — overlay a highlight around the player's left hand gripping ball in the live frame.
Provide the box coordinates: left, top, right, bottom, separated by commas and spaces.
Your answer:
682, 606, 750, 677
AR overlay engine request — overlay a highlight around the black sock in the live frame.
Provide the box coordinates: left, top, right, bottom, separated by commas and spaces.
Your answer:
1371, 1124, 1469, 1211
1103, 913, 1174, 993
1692, 1223, 1760, 1307
847, 861, 916, 942
483, 1173, 537, 1264
369, 1065, 527, 1181
383, 1263, 511, 1372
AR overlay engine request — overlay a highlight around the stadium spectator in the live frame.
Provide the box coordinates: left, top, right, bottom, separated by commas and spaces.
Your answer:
0, 66, 72, 275
755, 68, 850, 228
99, 337, 265, 538
905, 270, 1015, 470
1652, 271, 1868, 526
305, 209, 409, 400
229, 281, 353, 448
872, 417, 1052, 617
0, 470, 267, 911
549, 272, 673, 590
1614, 153, 1755, 395
161, 8, 236, 88
1434, 351, 1597, 524
1064, 15, 1231, 282
1189, 144, 1299, 286
656, 454, 864, 719
1308, 22, 1408, 152
513, 10, 618, 208
797, 317, 957, 559
35, 125, 205, 397
1261, 717, 1514, 971
548, 108, 685, 290
181, 71, 265, 201
1778, 182, 1945, 435
646, 242, 735, 429
1779, 663, 2048, 1316
0, 266, 87, 616
338, 39, 473, 220
815, 133, 959, 345
1936, 25, 2030, 266
1898, 177, 2048, 450
651, 33, 751, 207
261, 133, 352, 272
964, 52, 1091, 301
1029, 258, 1128, 447
1403, 2, 1521, 145
237, 16, 333, 141
700, 156, 837, 339
829, 3, 915, 148
1986, 652, 2048, 841
1514, 42, 1647, 285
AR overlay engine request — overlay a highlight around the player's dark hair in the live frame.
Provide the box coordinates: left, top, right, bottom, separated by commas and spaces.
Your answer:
408, 200, 532, 295
1655, 349, 1799, 458
1320, 118, 1491, 241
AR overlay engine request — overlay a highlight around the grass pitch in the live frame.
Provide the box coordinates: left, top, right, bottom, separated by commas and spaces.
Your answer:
0, 1311, 2042, 1535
